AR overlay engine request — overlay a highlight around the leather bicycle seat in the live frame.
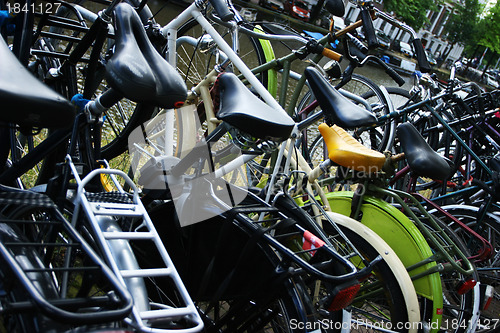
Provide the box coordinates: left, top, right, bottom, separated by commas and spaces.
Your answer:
304, 67, 377, 128
318, 123, 386, 173
0, 37, 75, 128
217, 73, 295, 141
397, 122, 454, 180
106, 3, 187, 109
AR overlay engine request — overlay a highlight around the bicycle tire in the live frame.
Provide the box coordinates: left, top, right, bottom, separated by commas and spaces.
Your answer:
9, 36, 64, 188
160, 15, 270, 157
1, 201, 137, 328
325, 192, 444, 332
434, 205, 500, 327
141, 200, 317, 333
104, 9, 270, 170
175, 16, 270, 93
366, 87, 467, 196
385, 87, 439, 150
7, 0, 34, 65
273, 196, 415, 333
363, 86, 440, 152
417, 212, 480, 333
30, 0, 157, 163
124, 15, 272, 185
4, 0, 160, 190
336, 227, 412, 332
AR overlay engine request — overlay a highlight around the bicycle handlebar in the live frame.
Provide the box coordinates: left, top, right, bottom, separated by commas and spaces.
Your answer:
374, 8, 432, 73
210, 13, 343, 61
322, 47, 342, 62
385, 64, 406, 86
360, 8, 378, 49
346, 33, 368, 53
412, 39, 431, 73
209, 13, 310, 44
359, 55, 405, 86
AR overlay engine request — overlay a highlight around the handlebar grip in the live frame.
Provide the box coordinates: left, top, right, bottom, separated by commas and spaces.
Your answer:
412, 39, 432, 73
360, 8, 377, 49
347, 33, 368, 54
209, 0, 233, 22
322, 47, 342, 62
324, 0, 345, 17
385, 65, 405, 86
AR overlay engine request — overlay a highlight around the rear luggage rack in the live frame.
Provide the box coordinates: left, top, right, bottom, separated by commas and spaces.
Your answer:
67, 156, 204, 332
0, 190, 133, 325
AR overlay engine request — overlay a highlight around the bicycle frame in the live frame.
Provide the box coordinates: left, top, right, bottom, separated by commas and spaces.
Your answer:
279, 141, 444, 332
390, 160, 494, 264
380, 79, 500, 243
159, 0, 290, 155
1, 3, 206, 331
291, 126, 482, 333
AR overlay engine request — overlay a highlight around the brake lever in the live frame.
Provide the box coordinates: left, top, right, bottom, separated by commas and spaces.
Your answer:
360, 55, 405, 86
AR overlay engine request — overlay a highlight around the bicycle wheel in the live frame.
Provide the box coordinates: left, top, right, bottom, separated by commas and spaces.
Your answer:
335, 227, 413, 332
297, 74, 392, 168
403, 103, 466, 198
6, 35, 64, 188
196, 279, 311, 332
158, 15, 271, 158
383, 87, 439, 151
274, 196, 416, 332
30, 0, 157, 162
175, 15, 271, 92
417, 212, 480, 333
141, 200, 317, 333
4, 0, 34, 65
110, 10, 272, 180
2, 203, 134, 329
435, 205, 500, 324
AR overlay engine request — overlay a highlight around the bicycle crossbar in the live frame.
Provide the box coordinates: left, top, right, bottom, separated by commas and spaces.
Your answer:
120, 268, 174, 278
139, 307, 198, 320
102, 231, 155, 240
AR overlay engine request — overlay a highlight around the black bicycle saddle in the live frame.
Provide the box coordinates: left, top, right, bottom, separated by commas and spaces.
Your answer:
304, 67, 377, 128
217, 73, 295, 141
0, 38, 75, 128
106, 3, 187, 109
397, 122, 454, 180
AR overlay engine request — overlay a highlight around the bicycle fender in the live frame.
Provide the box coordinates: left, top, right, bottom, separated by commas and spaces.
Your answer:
254, 26, 277, 98
96, 216, 150, 313
325, 192, 443, 331
325, 211, 421, 333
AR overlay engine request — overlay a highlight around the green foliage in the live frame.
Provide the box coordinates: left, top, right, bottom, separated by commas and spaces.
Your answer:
478, 1, 500, 54
444, 0, 481, 47
383, 0, 439, 30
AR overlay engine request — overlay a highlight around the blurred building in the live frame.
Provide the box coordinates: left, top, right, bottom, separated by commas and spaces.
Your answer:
337, 0, 488, 64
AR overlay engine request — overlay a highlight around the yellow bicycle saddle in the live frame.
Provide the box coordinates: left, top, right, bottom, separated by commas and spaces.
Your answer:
318, 123, 386, 173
